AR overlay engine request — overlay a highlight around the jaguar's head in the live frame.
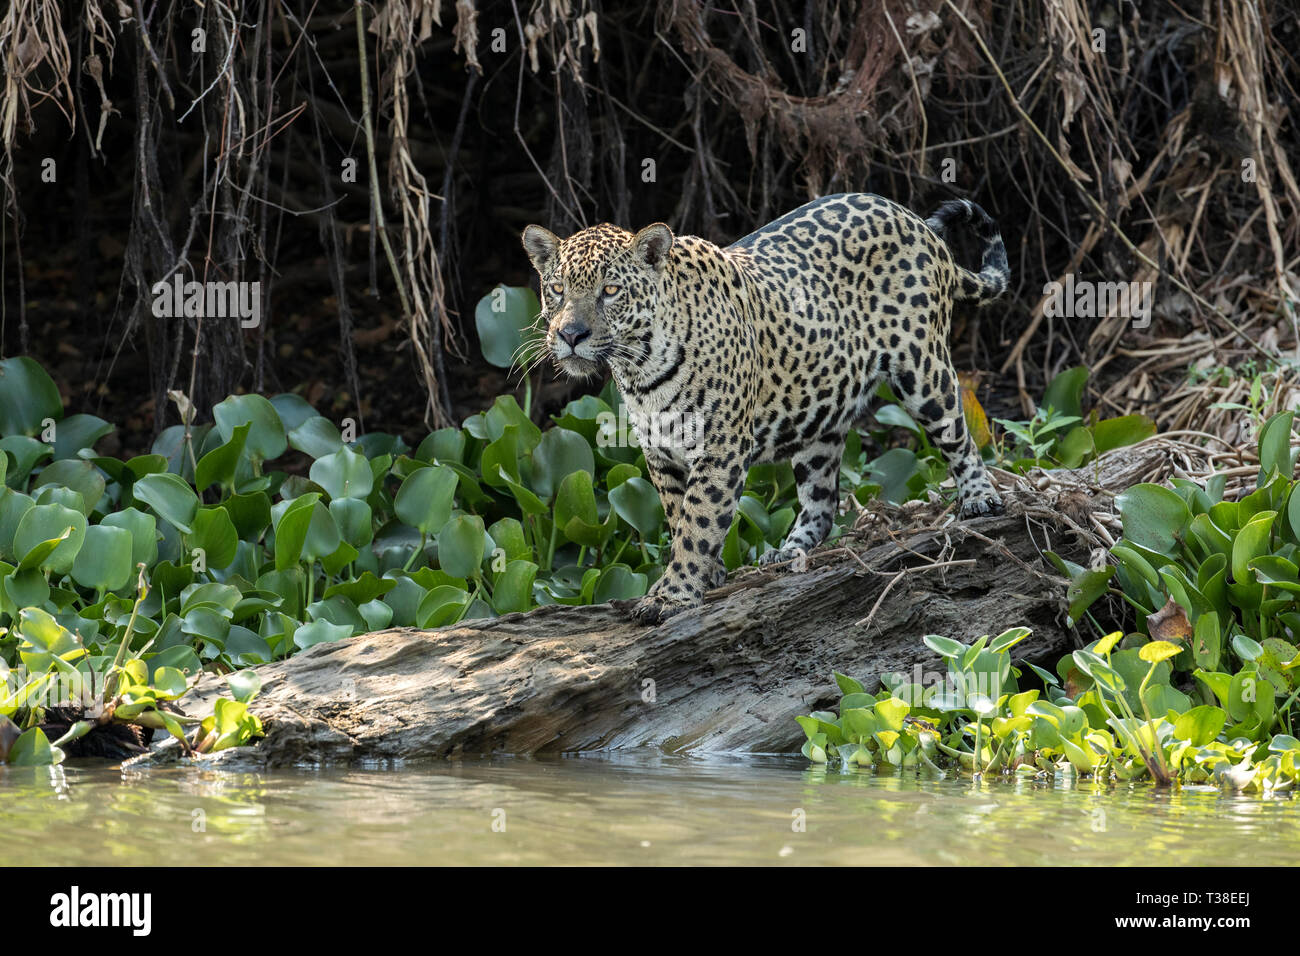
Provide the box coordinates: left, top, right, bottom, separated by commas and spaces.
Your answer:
520, 221, 674, 378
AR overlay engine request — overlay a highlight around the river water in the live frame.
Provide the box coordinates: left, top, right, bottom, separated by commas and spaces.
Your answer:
4, 752, 1296, 865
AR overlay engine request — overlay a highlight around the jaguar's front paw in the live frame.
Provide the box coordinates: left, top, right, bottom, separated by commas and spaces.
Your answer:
758, 545, 810, 571
628, 591, 698, 626
959, 494, 1004, 519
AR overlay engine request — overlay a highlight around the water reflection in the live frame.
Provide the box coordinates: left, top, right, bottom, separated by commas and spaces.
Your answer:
2, 754, 1295, 865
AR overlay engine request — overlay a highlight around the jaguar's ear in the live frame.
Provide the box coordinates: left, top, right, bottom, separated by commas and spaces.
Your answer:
522, 225, 561, 274
630, 223, 673, 272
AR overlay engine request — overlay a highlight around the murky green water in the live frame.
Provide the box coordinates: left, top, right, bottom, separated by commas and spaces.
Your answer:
3, 753, 1296, 865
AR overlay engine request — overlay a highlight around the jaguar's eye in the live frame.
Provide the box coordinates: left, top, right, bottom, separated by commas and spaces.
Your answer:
549, 282, 564, 297
602, 284, 620, 296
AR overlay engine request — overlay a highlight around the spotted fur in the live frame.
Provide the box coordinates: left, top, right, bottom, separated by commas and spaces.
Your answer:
522, 193, 1009, 624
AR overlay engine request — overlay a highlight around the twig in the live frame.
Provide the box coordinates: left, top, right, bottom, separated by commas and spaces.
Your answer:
854, 558, 976, 630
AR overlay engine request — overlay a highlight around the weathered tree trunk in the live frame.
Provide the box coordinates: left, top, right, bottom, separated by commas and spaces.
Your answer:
133, 485, 1110, 769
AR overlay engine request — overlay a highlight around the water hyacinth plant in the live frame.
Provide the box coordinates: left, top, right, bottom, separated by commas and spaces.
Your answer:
798, 626, 1300, 792
799, 409, 1300, 790
0, 300, 1182, 766
1049, 409, 1300, 742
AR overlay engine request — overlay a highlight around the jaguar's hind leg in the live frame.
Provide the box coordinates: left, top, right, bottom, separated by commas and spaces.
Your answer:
759, 437, 844, 568
890, 351, 1002, 518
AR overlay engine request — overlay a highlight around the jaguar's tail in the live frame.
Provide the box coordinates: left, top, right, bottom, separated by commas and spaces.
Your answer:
925, 199, 1010, 304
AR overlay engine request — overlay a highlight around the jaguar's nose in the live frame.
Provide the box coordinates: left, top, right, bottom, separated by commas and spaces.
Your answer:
558, 323, 591, 349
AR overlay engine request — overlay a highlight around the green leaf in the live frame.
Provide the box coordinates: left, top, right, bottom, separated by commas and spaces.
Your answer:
32, 483, 86, 517
874, 696, 909, 731
492, 559, 538, 613
866, 448, 923, 505
32, 460, 104, 516
1232, 512, 1277, 584
1194, 668, 1233, 709
329, 497, 373, 549
835, 672, 865, 696
1193, 612, 1222, 671
484, 396, 541, 448
322, 571, 396, 605
288, 417, 345, 459
1227, 669, 1274, 724
302, 500, 342, 564
1092, 414, 1157, 454
555, 470, 598, 530
394, 465, 459, 534
0, 488, 34, 561
593, 565, 648, 602
417, 585, 471, 627
922, 633, 966, 659
1256, 410, 1296, 482
1073, 649, 1127, 695
1232, 633, 1264, 662
1250, 555, 1300, 592
311, 447, 374, 500
989, 626, 1032, 653
0, 436, 52, 485
358, 599, 393, 632
530, 427, 596, 501
1174, 705, 1227, 747
151, 666, 189, 701
195, 421, 250, 492
480, 427, 523, 489
96, 507, 157, 571
1055, 426, 1095, 468
226, 669, 263, 703
416, 428, 466, 464
189, 507, 239, 570
1115, 483, 1190, 555
293, 619, 353, 650
268, 394, 320, 433
133, 472, 200, 534
1288, 483, 1300, 542
487, 517, 530, 563
14, 503, 86, 574
496, 466, 549, 517
604, 463, 641, 491
273, 492, 321, 570
0, 357, 62, 437
70, 524, 133, 591
220, 492, 272, 542
608, 477, 664, 538
149, 645, 203, 682
874, 404, 921, 435
475, 285, 541, 368
1041, 366, 1088, 419
436, 515, 486, 579
6, 727, 56, 766
213, 394, 287, 463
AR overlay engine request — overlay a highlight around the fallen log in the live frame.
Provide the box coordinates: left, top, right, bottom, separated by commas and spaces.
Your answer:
130, 478, 1123, 769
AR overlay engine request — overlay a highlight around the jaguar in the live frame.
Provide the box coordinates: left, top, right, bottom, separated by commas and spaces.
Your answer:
521, 193, 1010, 624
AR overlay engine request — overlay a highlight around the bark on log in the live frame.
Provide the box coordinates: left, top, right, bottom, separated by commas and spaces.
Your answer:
131, 482, 1118, 770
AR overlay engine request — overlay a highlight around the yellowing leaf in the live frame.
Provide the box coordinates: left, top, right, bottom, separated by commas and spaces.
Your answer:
1140, 640, 1184, 663
959, 375, 993, 449
1096, 631, 1123, 655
